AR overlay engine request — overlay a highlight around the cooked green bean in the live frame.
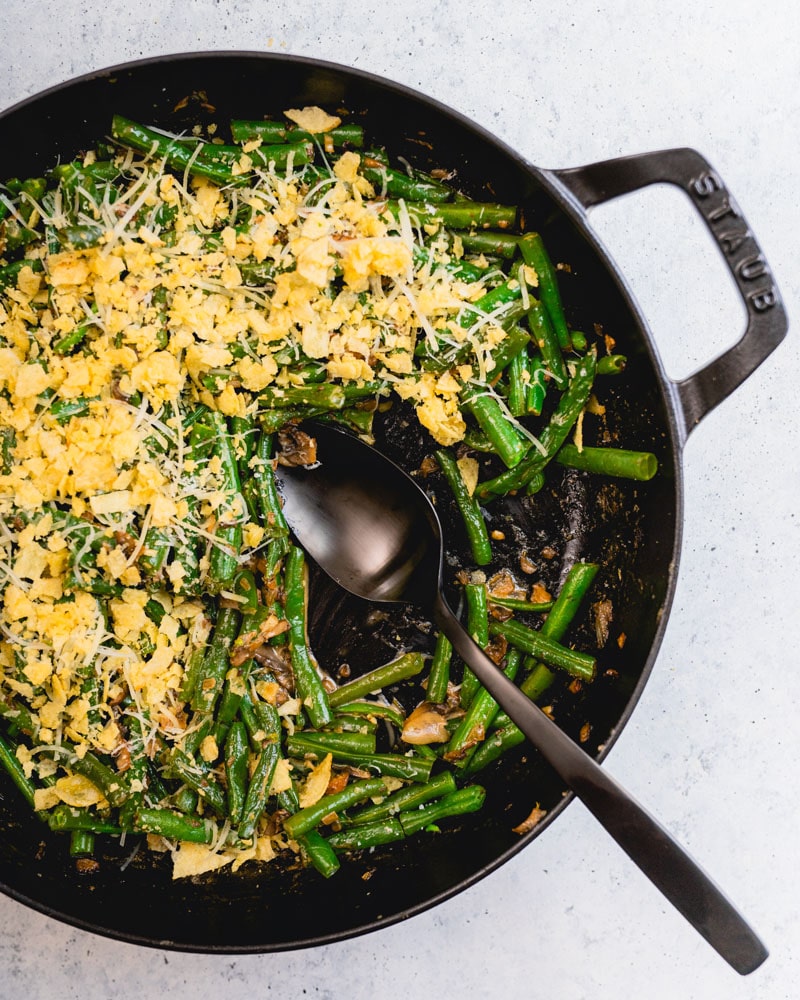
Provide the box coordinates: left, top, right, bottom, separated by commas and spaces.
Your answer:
460, 580, 490, 708
435, 449, 492, 566
284, 546, 333, 728
328, 652, 425, 708
519, 232, 571, 351
477, 350, 597, 500
0, 107, 657, 883
283, 778, 387, 839
489, 619, 596, 681
426, 632, 453, 705
346, 771, 458, 826
555, 445, 658, 481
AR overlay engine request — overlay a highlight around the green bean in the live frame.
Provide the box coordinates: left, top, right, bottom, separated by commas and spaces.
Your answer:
462, 426, 497, 453
506, 350, 528, 417
199, 141, 314, 171
118, 714, 148, 826
434, 449, 492, 567
323, 713, 378, 734
284, 546, 333, 728
460, 581, 489, 708
0, 257, 43, 291
69, 830, 96, 857
458, 231, 520, 258
536, 562, 599, 642
555, 445, 658, 481
484, 328, 534, 382
258, 383, 345, 410
111, 115, 243, 186
490, 562, 600, 732
318, 406, 375, 436
68, 748, 128, 809
519, 233, 571, 351
258, 407, 323, 433
171, 786, 200, 815
139, 527, 172, 577
179, 648, 206, 705
285, 738, 433, 783
417, 287, 527, 372
48, 806, 121, 835
210, 653, 247, 735
190, 606, 241, 714
525, 354, 548, 415
1, 218, 38, 252
133, 807, 215, 844
0, 730, 37, 809
526, 298, 568, 390
328, 652, 426, 708
331, 702, 406, 729
426, 631, 453, 705
326, 817, 405, 850
0, 425, 15, 474
57, 224, 104, 250
477, 349, 596, 500
168, 749, 226, 816
224, 721, 249, 826
50, 396, 97, 424
230, 120, 364, 148
206, 411, 244, 592
252, 432, 290, 537
385, 200, 517, 230
238, 742, 279, 841
445, 649, 521, 766
52, 317, 95, 356
463, 723, 524, 775
298, 828, 341, 878
283, 730, 376, 756
361, 164, 452, 203
180, 717, 213, 758
239, 260, 277, 286
518, 660, 559, 703
597, 354, 628, 376
463, 390, 530, 469
570, 330, 588, 352
488, 619, 595, 681
346, 771, 457, 826
487, 596, 553, 613
283, 777, 387, 839
398, 785, 486, 835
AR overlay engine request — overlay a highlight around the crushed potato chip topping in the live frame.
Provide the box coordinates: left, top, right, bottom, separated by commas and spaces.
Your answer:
0, 108, 522, 879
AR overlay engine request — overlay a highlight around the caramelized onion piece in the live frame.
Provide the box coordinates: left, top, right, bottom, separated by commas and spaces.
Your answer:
277, 425, 317, 466
593, 598, 614, 648
401, 702, 449, 745
230, 613, 289, 666
512, 804, 547, 835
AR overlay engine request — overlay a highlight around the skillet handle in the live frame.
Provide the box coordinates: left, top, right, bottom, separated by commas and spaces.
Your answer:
550, 148, 787, 438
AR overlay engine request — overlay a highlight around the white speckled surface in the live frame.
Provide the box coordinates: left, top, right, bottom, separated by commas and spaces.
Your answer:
0, 3, 797, 998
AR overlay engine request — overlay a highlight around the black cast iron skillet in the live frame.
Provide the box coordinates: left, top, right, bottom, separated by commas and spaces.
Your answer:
0, 52, 787, 952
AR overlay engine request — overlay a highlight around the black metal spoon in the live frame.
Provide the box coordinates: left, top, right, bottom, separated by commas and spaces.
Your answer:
274, 421, 767, 974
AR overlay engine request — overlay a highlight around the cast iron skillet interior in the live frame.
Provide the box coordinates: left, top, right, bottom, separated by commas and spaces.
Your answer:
0, 53, 681, 950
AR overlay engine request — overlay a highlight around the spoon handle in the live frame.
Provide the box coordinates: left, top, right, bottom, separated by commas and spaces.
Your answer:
434, 594, 767, 975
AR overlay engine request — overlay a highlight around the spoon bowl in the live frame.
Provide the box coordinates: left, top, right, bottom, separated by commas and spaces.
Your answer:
275, 421, 767, 975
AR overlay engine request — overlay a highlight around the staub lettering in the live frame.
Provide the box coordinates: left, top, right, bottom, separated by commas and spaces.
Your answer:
689, 170, 777, 314
707, 199, 740, 223
738, 255, 767, 281
692, 171, 722, 198
718, 230, 748, 255
748, 289, 777, 313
